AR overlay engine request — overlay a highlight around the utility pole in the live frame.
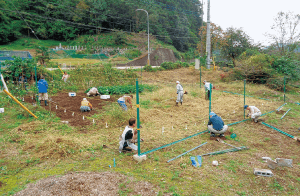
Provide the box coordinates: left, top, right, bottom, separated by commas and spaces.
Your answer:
136, 9, 150, 66
206, 0, 211, 69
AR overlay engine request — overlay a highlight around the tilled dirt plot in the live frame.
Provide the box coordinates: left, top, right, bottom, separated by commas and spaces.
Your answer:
24, 92, 117, 127
14, 172, 160, 196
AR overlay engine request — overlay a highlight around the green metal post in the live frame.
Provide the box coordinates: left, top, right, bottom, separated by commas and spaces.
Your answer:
136, 79, 141, 155
209, 83, 212, 119
284, 76, 286, 103
244, 79, 246, 119
200, 65, 202, 88
0, 63, 2, 91
35, 65, 38, 105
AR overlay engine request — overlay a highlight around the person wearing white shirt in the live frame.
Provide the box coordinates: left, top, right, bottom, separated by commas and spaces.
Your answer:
244, 105, 262, 122
203, 80, 213, 100
176, 81, 184, 106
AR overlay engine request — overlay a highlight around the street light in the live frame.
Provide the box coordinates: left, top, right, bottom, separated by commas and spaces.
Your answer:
136, 9, 150, 66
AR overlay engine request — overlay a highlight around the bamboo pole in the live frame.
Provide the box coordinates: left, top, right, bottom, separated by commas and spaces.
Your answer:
3, 89, 38, 119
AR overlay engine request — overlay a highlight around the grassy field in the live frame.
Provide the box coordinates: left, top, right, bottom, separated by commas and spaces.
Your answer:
1, 67, 300, 195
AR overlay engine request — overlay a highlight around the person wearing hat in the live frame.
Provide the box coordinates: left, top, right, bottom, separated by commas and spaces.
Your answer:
203, 80, 213, 100
207, 112, 228, 137
80, 98, 93, 112
176, 81, 184, 106
244, 105, 261, 122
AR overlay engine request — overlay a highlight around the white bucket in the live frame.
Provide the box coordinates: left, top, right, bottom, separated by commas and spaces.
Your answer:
100, 95, 110, 99
0, 108, 4, 113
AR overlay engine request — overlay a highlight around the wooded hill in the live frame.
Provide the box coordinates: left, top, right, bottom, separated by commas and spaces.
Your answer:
0, 0, 203, 52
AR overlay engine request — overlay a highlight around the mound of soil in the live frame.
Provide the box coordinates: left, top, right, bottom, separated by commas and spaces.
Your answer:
117, 48, 177, 67
14, 172, 159, 196
24, 92, 117, 127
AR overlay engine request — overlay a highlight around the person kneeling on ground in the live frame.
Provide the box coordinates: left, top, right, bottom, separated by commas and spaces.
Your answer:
87, 87, 100, 97
119, 118, 140, 153
117, 95, 133, 111
80, 98, 93, 112
207, 112, 228, 137
244, 105, 261, 123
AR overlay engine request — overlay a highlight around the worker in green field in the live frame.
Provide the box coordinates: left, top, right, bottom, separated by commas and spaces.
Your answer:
38, 76, 48, 106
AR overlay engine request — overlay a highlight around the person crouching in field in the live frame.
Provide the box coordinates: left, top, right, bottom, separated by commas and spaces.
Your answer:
207, 112, 228, 137
87, 87, 100, 97
38, 76, 48, 106
117, 95, 133, 111
80, 98, 93, 112
119, 118, 138, 153
244, 105, 261, 123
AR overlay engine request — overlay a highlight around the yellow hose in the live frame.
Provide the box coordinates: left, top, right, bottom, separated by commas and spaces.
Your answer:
57, 65, 64, 74
3, 89, 38, 119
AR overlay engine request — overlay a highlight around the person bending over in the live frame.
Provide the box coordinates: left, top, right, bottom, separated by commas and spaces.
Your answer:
87, 87, 100, 97
244, 105, 261, 123
207, 112, 228, 137
80, 98, 93, 112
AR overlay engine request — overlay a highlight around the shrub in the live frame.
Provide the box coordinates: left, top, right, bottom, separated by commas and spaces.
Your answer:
85, 84, 156, 95
143, 64, 153, 72
124, 49, 142, 59
266, 77, 285, 91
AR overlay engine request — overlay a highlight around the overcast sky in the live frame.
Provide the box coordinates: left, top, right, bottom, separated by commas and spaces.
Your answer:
202, 0, 300, 46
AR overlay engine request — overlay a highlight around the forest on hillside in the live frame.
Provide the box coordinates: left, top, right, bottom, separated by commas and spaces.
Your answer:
0, 0, 203, 52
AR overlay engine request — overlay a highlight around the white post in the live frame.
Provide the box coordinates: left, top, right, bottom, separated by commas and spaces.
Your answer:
206, 0, 211, 69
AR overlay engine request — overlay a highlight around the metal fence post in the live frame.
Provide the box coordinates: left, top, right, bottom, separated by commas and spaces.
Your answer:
284, 76, 286, 103
136, 79, 141, 155
35, 65, 39, 105
209, 83, 212, 119
244, 79, 246, 119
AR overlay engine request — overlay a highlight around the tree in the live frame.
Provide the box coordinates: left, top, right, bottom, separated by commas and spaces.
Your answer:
266, 11, 300, 56
197, 23, 225, 57
221, 27, 253, 66
35, 46, 50, 65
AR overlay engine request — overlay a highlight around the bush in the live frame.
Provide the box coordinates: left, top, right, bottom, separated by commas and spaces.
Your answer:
85, 84, 156, 95
143, 64, 153, 72
266, 77, 285, 91
271, 56, 300, 81
124, 49, 142, 59
160, 61, 190, 70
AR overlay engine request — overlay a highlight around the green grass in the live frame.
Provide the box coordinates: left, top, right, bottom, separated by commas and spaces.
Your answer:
1, 68, 300, 196
0, 37, 69, 50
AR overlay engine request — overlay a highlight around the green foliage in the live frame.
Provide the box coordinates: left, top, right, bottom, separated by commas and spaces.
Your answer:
271, 56, 300, 81
2, 57, 35, 82
85, 84, 156, 95
160, 61, 190, 70
221, 27, 253, 66
124, 49, 142, 60
0, 0, 202, 52
266, 77, 285, 91
35, 46, 50, 65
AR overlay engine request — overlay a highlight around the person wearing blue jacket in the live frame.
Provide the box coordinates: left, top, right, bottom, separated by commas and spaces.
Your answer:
38, 76, 48, 106
207, 112, 228, 137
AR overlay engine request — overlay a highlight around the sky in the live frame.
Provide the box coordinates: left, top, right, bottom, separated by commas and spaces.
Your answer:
202, 0, 300, 46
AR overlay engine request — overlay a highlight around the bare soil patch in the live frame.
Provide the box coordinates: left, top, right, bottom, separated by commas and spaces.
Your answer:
24, 92, 117, 127
14, 172, 159, 196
